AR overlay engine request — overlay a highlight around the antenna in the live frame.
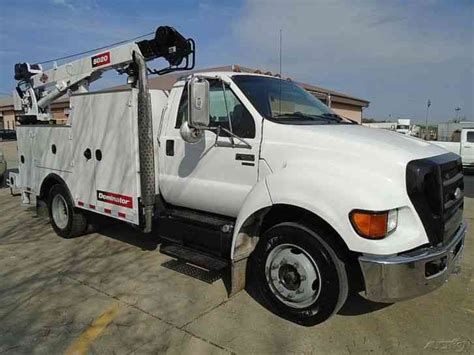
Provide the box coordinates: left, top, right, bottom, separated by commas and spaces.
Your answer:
279, 29, 282, 115
279, 29, 282, 78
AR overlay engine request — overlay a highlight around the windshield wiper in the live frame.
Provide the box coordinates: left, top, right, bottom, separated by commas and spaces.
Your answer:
319, 113, 357, 124
273, 112, 328, 121
318, 113, 344, 122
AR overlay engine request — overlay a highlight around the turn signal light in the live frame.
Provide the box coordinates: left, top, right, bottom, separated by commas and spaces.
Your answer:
350, 209, 398, 239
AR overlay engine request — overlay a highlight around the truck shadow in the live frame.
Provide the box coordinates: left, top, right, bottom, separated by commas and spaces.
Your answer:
337, 292, 392, 316
82, 217, 395, 319
244, 269, 392, 323
89, 217, 160, 251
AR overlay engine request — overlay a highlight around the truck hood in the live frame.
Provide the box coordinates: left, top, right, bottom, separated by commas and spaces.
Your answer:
261, 122, 448, 175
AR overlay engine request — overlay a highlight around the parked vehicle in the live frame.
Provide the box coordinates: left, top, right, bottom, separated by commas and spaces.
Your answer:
10, 26, 466, 325
0, 148, 6, 183
396, 119, 411, 135
0, 129, 17, 141
431, 129, 474, 169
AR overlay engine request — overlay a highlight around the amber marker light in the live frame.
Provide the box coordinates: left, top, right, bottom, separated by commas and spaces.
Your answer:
350, 209, 398, 239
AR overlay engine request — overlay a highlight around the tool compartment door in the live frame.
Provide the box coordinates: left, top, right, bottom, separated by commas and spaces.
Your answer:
16, 127, 35, 191
92, 90, 140, 224
70, 94, 96, 207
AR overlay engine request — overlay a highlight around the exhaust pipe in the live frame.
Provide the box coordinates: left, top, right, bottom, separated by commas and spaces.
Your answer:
134, 51, 155, 233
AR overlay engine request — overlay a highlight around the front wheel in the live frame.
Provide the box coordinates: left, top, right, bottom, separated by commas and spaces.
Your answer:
250, 222, 348, 326
48, 184, 88, 238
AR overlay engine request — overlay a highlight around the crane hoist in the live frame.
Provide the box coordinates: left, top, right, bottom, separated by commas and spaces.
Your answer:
13, 26, 194, 123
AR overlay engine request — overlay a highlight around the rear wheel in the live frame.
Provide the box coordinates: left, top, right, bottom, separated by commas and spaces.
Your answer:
48, 184, 87, 238
250, 222, 348, 326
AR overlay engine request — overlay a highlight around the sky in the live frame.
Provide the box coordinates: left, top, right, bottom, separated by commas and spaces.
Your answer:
0, 0, 472, 122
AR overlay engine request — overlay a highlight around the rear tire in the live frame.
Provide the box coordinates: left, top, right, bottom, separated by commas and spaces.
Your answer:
48, 184, 87, 238
250, 222, 348, 326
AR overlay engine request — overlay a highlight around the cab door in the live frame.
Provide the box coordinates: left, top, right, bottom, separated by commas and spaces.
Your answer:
159, 80, 261, 217
461, 129, 474, 165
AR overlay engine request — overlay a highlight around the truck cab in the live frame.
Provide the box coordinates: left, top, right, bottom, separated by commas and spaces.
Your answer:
153, 72, 465, 324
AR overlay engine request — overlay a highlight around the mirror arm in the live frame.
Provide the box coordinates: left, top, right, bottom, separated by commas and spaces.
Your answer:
214, 125, 221, 146
221, 82, 235, 146
219, 127, 252, 149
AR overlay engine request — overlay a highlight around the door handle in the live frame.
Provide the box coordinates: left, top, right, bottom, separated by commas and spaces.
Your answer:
83, 148, 92, 160
235, 153, 255, 162
166, 140, 174, 156
464, 146, 471, 148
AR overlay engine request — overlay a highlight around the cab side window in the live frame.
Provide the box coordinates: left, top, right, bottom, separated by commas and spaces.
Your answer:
175, 86, 188, 129
175, 80, 255, 139
467, 131, 474, 143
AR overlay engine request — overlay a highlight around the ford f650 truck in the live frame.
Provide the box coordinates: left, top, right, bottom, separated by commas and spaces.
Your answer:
9, 26, 466, 325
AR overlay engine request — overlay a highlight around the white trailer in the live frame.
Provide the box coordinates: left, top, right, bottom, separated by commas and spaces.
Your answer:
10, 26, 467, 325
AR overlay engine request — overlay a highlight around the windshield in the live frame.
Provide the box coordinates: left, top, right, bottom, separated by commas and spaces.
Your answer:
397, 125, 410, 130
232, 75, 347, 124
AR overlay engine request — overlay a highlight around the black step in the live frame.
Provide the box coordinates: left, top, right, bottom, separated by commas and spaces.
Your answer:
160, 243, 229, 271
161, 260, 222, 284
166, 208, 235, 231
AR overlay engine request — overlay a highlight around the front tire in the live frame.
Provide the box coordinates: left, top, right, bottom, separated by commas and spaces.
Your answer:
48, 184, 87, 238
251, 222, 348, 326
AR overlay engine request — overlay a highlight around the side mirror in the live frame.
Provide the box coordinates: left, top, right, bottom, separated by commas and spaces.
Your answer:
188, 77, 210, 129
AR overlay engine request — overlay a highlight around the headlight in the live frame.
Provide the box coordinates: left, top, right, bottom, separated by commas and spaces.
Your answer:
349, 209, 398, 239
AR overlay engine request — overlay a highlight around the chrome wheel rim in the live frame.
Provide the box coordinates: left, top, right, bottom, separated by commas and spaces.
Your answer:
265, 243, 322, 308
52, 194, 69, 229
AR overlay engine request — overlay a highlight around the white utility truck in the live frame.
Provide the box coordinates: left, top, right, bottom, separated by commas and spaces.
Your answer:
9, 26, 466, 325
396, 118, 411, 135
431, 128, 474, 169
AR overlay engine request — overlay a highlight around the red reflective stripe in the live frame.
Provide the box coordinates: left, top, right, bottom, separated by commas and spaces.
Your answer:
78, 201, 84, 207
118, 212, 126, 218
104, 208, 111, 214
89, 204, 95, 210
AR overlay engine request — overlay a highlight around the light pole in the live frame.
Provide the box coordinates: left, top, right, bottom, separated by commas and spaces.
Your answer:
455, 107, 461, 122
425, 99, 431, 140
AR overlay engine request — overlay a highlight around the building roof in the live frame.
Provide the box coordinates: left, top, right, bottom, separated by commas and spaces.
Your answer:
0, 64, 369, 111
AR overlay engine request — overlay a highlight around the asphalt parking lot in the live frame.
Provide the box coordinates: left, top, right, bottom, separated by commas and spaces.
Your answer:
1, 140, 473, 354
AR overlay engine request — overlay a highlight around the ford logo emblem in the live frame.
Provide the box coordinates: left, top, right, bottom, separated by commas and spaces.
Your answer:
454, 187, 462, 200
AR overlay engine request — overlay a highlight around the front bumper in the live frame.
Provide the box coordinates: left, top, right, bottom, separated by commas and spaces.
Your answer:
359, 223, 466, 303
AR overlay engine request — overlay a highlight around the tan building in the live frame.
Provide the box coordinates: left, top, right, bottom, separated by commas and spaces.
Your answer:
0, 64, 369, 128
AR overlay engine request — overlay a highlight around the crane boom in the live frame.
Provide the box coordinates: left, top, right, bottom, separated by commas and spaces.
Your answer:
13, 26, 195, 123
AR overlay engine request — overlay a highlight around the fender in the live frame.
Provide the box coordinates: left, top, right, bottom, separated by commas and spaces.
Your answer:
39, 173, 70, 199
231, 179, 272, 260
37, 173, 73, 217
263, 162, 428, 255
231, 160, 428, 260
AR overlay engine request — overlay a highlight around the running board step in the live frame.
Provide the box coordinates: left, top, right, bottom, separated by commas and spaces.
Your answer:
160, 244, 229, 271
161, 260, 222, 284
